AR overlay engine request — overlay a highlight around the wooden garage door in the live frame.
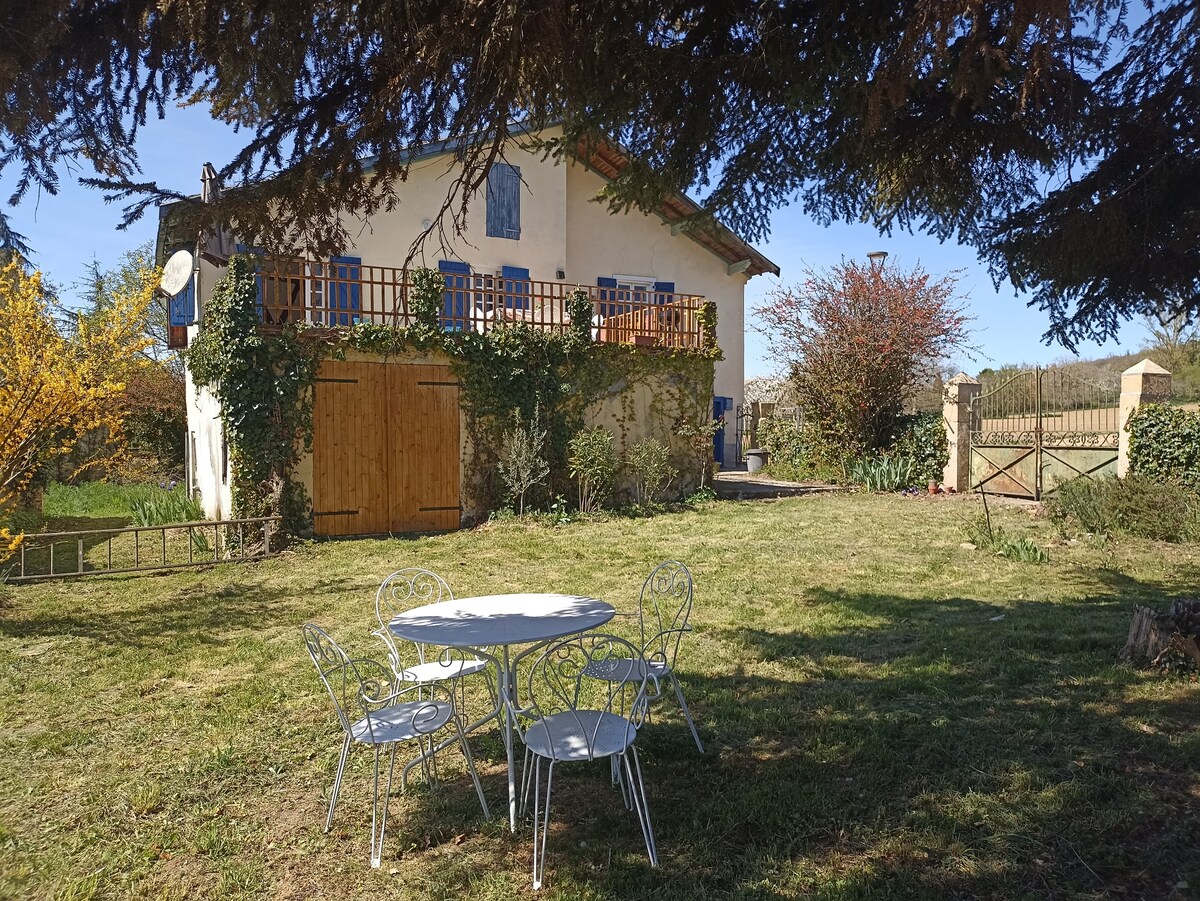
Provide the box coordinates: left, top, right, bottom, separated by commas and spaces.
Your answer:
312, 360, 460, 536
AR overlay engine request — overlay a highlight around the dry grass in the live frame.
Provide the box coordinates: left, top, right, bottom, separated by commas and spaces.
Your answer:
1, 493, 1198, 900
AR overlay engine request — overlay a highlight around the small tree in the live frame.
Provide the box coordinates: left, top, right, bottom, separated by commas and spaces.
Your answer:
627, 437, 677, 506
1144, 311, 1198, 375
498, 407, 550, 515
677, 416, 722, 490
755, 259, 971, 463
568, 426, 617, 513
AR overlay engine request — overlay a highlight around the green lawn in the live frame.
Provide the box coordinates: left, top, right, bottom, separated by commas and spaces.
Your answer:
1, 493, 1197, 900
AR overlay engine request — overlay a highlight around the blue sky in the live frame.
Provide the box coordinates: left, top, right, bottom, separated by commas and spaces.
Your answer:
3, 104, 1151, 377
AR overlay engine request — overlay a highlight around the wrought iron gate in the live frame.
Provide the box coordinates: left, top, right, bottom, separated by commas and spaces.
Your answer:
969, 367, 1120, 500
733, 404, 752, 465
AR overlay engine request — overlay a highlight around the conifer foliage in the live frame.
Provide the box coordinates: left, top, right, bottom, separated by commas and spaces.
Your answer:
0, 2, 1195, 345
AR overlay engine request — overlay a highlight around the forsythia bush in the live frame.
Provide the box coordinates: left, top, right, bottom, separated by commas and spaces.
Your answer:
0, 261, 152, 559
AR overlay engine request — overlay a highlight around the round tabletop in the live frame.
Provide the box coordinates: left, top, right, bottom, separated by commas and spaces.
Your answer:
387, 592, 615, 648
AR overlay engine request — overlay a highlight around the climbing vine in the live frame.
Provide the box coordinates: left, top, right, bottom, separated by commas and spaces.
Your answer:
185, 255, 322, 535
187, 256, 718, 534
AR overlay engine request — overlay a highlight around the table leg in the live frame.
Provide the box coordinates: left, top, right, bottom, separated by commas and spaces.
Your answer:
503, 644, 517, 832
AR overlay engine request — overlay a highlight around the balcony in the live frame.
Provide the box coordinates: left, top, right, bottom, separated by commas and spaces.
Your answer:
251, 258, 707, 350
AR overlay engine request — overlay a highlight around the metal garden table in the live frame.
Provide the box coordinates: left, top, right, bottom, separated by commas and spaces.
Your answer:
387, 592, 615, 830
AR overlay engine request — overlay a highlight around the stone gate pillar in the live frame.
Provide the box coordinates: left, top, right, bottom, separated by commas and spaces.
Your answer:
942, 373, 981, 492
1118, 359, 1172, 477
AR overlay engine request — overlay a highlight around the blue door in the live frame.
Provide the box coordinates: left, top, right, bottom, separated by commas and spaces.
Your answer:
713, 396, 733, 466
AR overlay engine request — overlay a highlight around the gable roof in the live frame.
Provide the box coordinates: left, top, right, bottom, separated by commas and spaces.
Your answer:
573, 137, 780, 278
157, 125, 781, 278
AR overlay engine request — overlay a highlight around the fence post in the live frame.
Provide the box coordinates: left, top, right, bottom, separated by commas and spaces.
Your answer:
942, 372, 981, 492
1118, 359, 1172, 477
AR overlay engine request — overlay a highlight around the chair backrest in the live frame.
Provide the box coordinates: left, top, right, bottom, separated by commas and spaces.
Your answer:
638, 560, 694, 671
375, 568, 453, 625
302, 623, 395, 738
514, 632, 653, 759
374, 568, 454, 665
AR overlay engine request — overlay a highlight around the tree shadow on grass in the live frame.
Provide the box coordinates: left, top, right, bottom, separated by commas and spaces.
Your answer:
626, 583, 1200, 900
0, 574, 372, 650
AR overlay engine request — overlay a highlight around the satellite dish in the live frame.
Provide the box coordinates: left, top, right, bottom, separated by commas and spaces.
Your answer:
160, 249, 194, 296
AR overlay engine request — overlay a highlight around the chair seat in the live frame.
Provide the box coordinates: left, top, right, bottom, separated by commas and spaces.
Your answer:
350, 699, 454, 745
523, 710, 638, 762
399, 657, 490, 683
583, 656, 668, 684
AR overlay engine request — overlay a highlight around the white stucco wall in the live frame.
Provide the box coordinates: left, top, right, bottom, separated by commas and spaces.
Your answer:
185, 259, 233, 520
344, 132, 568, 277
562, 161, 748, 463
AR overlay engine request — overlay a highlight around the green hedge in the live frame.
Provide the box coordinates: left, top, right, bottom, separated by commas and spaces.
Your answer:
890, 411, 948, 485
1127, 403, 1200, 489
756, 409, 948, 486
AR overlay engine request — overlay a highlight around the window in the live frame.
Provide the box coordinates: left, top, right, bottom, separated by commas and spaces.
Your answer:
486, 163, 521, 239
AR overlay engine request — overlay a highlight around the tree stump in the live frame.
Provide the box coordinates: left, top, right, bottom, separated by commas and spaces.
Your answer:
1121, 601, 1200, 669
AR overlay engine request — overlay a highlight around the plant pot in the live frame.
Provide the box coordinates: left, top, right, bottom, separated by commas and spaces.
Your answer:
928, 480, 938, 495
746, 449, 768, 474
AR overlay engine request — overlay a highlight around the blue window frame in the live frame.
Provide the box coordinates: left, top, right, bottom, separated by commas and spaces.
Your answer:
438, 260, 472, 330
486, 163, 521, 240
328, 256, 362, 326
501, 265, 530, 311
597, 277, 618, 318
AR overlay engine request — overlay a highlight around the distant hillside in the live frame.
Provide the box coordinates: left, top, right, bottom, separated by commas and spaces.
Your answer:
979, 345, 1200, 402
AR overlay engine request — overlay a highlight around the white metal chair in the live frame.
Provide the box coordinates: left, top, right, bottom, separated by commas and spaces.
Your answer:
301, 623, 489, 868
591, 560, 703, 752
372, 568, 497, 703
511, 632, 659, 890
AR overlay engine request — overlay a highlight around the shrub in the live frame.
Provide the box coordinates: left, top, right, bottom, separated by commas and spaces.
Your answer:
567, 426, 617, 513
1127, 403, 1200, 489
891, 411, 948, 485
130, 488, 204, 526
408, 267, 445, 338
755, 416, 843, 481
848, 454, 918, 492
1044, 475, 1199, 542
755, 415, 807, 473
498, 408, 550, 515
627, 437, 677, 505
754, 259, 970, 459
565, 288, 594, 345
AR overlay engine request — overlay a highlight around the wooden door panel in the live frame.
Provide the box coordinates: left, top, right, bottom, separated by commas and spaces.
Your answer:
312, 360, 390, 536
389, 364, 461, 531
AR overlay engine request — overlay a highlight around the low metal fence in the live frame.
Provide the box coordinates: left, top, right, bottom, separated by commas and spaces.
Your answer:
5, 516, 282, 582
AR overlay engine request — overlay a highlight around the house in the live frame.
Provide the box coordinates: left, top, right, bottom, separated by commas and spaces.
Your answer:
158, 127, 778, 534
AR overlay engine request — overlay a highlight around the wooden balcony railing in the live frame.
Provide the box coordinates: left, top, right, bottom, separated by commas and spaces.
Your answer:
252, 258, 706, 349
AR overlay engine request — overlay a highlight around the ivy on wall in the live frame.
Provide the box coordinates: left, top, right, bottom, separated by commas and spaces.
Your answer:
1127, 403, 1200, 489
185, 256, 322, 535
187, 255, 719, 535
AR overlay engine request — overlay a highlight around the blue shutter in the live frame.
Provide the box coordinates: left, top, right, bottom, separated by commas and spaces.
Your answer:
597, 277, 617, 318
653, 281, 675, 305
486, 164, 521, 239
439, 260, 471, 330
168, 277, 195, 327
330, 256, 362, 326
502, 265, 530, 310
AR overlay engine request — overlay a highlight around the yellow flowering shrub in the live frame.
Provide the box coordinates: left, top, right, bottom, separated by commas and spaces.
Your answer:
0, 261, 153, 560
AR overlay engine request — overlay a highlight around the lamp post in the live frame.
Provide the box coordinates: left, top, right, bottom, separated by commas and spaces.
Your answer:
867, 250, 888, 268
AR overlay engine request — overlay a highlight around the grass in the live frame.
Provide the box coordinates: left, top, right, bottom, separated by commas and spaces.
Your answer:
42, 482, 163, 522
1, 493, 1198, 900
